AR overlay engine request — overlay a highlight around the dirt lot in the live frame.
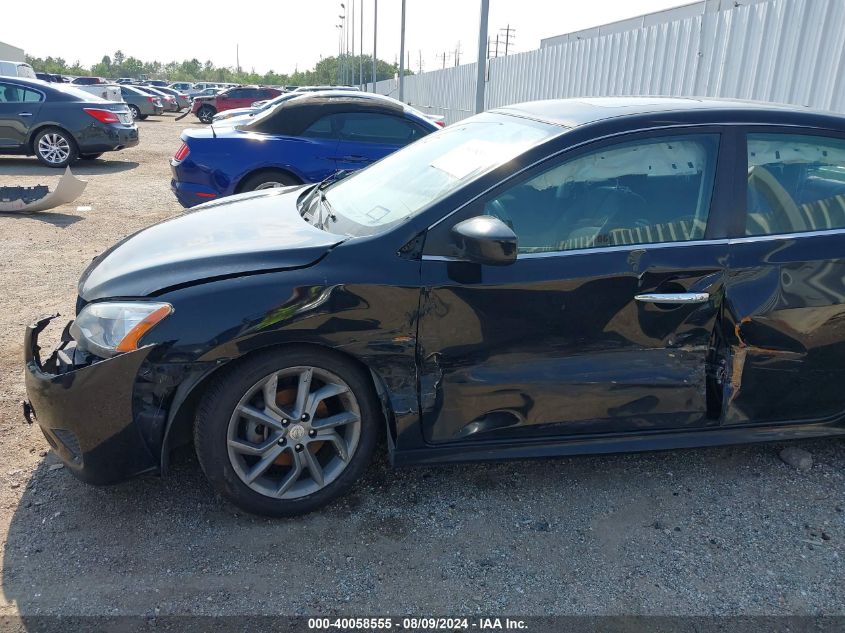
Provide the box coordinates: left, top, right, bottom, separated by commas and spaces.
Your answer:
0, 115, 844, 620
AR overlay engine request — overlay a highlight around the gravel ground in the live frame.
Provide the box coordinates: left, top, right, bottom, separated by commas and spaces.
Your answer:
0, 115, 844, 619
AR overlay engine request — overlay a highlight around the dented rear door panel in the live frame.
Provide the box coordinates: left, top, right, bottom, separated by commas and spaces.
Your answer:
418, 243, 728, 443
723, 231, 845, 424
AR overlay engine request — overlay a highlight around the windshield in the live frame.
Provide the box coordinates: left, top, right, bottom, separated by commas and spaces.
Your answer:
320, 112, 560, 236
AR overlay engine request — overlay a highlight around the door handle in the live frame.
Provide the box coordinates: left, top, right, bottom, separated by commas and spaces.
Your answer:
17, 112, 33, 117
338, 155, 369, 163
635, 292, 710, 304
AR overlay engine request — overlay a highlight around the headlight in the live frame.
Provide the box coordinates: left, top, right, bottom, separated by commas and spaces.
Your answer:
70, 302, 173, 358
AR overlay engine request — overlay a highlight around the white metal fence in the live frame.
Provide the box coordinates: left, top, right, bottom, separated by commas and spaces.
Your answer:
376, 0, 845, 124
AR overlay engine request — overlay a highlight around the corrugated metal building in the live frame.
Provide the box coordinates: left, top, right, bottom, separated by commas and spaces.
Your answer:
0, 41, 26, 63
376, 0, 845, 124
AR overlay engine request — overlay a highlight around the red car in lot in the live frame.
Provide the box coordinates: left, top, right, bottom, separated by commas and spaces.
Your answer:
191, 86, 283, 123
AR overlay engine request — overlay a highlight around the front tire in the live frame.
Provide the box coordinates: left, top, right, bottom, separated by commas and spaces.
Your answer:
194, 348, 380, 517
128, 104, 141, 121
197, 105, 216, 123
33, 127, 77, 168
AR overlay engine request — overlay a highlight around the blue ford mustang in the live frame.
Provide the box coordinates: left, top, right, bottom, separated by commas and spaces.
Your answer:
170, 94, 438, 207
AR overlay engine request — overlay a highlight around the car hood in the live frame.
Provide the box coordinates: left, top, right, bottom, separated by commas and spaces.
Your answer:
79, 186, 341, 300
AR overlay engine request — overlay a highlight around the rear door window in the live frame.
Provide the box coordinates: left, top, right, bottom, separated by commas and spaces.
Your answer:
746, 133, 845, 235
0, 84, 42, 103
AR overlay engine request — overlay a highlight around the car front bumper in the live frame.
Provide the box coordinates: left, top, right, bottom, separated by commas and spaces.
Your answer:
23, 315, 159, 485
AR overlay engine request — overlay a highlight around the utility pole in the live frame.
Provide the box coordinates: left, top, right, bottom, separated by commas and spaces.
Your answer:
494, 33, 499, 58
500, 24, 516, 56
398, 0, 406, 100
474, 0, 489, 114
442, 51, 446, 69
359, 0, 364, 89
351, 0, 355, 86
418, 49, 423, 74
372, 0, 378, 91
454, 41, 462, 67
236, 43, 240, 74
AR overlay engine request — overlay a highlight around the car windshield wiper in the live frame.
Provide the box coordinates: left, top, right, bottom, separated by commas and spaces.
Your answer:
297, 170, 350, 223
314, 189, 336, 230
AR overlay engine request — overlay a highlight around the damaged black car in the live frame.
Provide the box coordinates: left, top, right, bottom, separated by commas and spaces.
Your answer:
24, 97, 845, 516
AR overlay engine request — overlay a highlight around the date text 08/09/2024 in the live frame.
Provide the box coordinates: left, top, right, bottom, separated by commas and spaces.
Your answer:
307, 617, 528, 630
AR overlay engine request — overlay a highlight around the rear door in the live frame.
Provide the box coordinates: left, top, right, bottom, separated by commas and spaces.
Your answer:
332, 112, 429, 171
0, 82, 43, 149
723, 128, 845, 425
418, 128, 734, 443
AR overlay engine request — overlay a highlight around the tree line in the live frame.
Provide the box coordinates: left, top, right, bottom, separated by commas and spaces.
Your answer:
25, 50, 411, 86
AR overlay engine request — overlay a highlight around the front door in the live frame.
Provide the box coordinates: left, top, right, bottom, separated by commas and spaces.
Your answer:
418, 130, 732, 443
0, 82, 42, 149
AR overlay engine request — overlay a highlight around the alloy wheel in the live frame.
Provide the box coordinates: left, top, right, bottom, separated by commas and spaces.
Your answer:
254, 181, 285, 190
226, 366, 362, 500
37, 133, 71, 165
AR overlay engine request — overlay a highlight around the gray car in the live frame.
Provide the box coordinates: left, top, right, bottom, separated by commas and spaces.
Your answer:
151, 86, 191, 111
119, 85, 163, 120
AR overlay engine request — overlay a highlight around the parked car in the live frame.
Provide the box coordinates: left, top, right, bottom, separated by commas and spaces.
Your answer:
213, 90, 445, 131
191, 87, 222, 101
133, 86, 179, 112
67, 78, 122, 102
189, 82, 222, 96
34, 72, 65, 83
211, 91, 305, 122
151, 86, 191, 111
119, 85, 163, 120
168, 82, 194, 93
172, 94, 438, 206
0, 77, 136, 167
0, 60, 36, 79
115, 78, 135, 84
31, 96, 845, 516
190, 86, 283, 123
143, 80, 168, 87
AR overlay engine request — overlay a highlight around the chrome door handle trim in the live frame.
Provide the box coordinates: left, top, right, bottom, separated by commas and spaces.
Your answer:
17, 112, 33, 117
634, 292, 710, 304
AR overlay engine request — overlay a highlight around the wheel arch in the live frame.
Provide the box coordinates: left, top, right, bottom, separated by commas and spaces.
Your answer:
234, 166, 304, 194
27, 123, 77, 154
160, 340, 395, 472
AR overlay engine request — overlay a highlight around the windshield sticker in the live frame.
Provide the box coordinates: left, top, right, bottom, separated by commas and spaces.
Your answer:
365, 205, 391, 223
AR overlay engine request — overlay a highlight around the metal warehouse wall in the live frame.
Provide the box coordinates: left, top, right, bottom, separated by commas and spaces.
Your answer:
0, 41, 26, 63
375, 0, 845, 124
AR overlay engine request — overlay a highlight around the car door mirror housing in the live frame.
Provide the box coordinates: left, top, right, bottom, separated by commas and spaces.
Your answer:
451, 215, 518, 266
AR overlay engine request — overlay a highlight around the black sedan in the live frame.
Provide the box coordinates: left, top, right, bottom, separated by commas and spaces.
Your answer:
23, 97, 845, 516
0, 77, 137, 167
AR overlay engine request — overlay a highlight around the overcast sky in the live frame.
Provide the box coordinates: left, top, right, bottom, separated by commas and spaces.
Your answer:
7, 0, 686, 75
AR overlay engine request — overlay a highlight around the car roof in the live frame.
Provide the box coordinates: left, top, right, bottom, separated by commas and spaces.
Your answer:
493, 96, 845, 130
243, 94, 416, 135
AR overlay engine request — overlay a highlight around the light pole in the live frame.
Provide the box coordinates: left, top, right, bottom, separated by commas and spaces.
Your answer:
337, 24, 343, 84
339, 5, 346, 85
359, 0, 364, 89
474, 0, 489, 113
398, 0, 406, 101
372, 0, 377, 91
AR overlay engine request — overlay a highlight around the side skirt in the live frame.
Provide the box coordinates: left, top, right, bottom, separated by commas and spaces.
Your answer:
390, 421, 845, 467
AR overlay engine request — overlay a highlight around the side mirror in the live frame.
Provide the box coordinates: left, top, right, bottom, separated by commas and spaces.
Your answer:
451, 215, 518, 266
